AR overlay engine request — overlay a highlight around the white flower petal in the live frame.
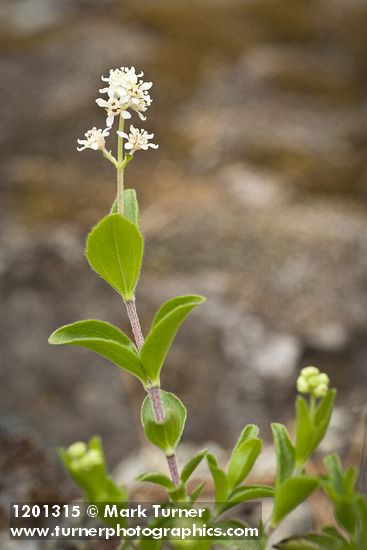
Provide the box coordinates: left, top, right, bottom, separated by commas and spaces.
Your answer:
106, 115, 114, 127
140, 82, 153, 90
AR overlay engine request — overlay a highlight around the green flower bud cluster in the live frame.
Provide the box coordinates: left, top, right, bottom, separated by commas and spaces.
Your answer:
67, 441, 104, 471
297, 366, 330, 398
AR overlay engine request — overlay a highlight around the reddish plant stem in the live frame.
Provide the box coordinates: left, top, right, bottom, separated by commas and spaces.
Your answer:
146, 385, 164, 422
167, 454, 180, 487
124, 299, 180, 485
125, 300, 144, 351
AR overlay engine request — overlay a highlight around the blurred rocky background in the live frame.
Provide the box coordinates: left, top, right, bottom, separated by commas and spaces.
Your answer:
1, 0, 367, 542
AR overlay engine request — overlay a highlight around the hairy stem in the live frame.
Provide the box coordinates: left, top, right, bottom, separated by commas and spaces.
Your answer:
146, 385, 164, 421
124, 299, 180, 485
125, 300, 145, 351
167, 454, 180, 486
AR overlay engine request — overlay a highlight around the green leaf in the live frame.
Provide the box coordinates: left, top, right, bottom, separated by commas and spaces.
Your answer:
356, 495, 367, 547
314, 390, 336, 426
272, 476, 319, 526
141, 390, 187, 454
139, 539, 165, 550
274, 532, 351, 550
295, 391, 335, 466
322, 455, 359, 536
206, 453, 229, 502
167, 484, 186, 501
232, 424, 259, 448
110, 189, 140, 227
229, 484, 274, 503
323, 454, 345, 495
136, 472, 174, 491
219, 485, 274, 514
123, 188, 140, 227
295, 396, 314, 462
343, 466, 357, 495
181, 450, 207, 484
271, 423, 296, 484
110, 198, 118, 213
140, 295, 205, 384
227, 437, 262, 489
49, 319, 133, 348
310, 390, 336, 455
49, 319, 148, 384
86, 213, 143, 302
189, 481, 206, 502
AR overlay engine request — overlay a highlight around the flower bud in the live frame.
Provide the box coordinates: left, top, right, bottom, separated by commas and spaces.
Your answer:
68, 442, 87, 458
296, 366, 330, 398
300, 366, 320, 379
296, 377, 309, 394
314, 383, 328, 398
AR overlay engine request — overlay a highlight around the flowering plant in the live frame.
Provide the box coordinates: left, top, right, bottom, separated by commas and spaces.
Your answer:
49, 68, 367, 549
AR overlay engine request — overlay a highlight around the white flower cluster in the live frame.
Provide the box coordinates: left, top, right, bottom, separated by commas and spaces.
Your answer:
297, 366, 330, 398
77, 127, 110, 152
117, 125, 158, 155
97, 66, 152, 125
77, 66, 158, 156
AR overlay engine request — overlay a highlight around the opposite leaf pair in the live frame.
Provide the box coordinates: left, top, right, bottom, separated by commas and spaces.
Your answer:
206, 425, 273, 517
49, 294, 204, 387
49, 199, 205, 388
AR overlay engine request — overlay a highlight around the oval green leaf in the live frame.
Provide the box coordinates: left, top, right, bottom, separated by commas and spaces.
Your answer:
219, 485, 274, 514
136, 472, 174, 491
272, 476, 319, 526
181, 450, 207, 484
86, 213, 143, 302
140, 295, 205, 385
189, 481, 206, 503
141, 390, 187, 454
227, 438, 262, 489
271, 423, 296, 484
110, 189, 140, 228
49, 319, 148, 384
206, 453, 229, 503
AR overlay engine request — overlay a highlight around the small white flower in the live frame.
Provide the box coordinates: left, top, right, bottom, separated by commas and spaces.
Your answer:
77, 127, 109, 152
95, 96, 131, 127
117, 125, 158, 154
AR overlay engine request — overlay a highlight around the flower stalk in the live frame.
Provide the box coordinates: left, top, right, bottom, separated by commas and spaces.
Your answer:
117, 115, 125, 214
